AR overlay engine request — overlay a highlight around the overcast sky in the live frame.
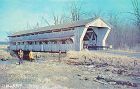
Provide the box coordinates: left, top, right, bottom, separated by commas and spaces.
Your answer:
0, 0, 136, 41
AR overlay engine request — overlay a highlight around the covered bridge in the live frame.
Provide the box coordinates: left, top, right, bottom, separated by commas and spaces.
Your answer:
8, 18, 111, 58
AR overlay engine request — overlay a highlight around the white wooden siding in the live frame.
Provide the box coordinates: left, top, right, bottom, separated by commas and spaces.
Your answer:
10, 44, 74, 52
11, 30, 74, 42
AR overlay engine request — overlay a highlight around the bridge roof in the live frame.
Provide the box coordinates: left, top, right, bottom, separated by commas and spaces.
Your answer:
9, 18, 111, 37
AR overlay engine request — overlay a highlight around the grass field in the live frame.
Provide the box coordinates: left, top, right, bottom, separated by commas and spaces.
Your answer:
0, 45, 140, 89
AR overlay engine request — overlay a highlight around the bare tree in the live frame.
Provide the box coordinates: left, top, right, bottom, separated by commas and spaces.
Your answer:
52, 12, 65, 25
67, 1, 86, 22
26, 22, 32, 30
107, 11, 140, 49
70, 2, 81, 21
130, 0, 140, 43
50, 2, 84, 25
41, 16, 50, 26
130, 0, 140, 29
107, 12, 122, 48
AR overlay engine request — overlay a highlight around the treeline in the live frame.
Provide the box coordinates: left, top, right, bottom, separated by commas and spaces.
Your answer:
107, 0, 140, 50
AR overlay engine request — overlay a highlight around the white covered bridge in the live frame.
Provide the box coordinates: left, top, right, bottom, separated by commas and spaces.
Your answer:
8, 18, 111, 56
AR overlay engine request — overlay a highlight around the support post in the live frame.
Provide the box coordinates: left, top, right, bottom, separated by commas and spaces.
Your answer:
23, 51, 30, 60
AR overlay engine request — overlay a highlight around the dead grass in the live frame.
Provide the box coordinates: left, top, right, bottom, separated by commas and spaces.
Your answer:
0, 45, 13, 59
66, 50, 140, 69
0, 45, 140, 89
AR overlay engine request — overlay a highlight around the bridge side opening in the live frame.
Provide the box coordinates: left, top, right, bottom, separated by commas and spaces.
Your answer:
83, 28, 97, 50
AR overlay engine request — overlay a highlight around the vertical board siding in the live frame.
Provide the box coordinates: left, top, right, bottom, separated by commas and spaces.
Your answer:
10, 44, 74, 52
